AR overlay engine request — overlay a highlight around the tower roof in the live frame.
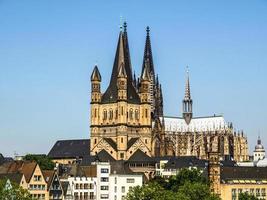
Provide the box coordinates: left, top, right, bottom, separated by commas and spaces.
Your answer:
141, 59, 151, 81
141, 26, 154, 76
118, 63, 127, 78
101, 22, 140, 104
91, 65, 101, 81
255, 136, 265, 152
184, 67, 191, 100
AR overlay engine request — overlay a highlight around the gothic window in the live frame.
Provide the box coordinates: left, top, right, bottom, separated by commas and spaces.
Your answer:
129, 109, 133, 120
109, 110, 113, 120
135, 110, 139, 120
103, 110, 107, 120
94, 109, 97, 118
145, 139, 148, 144
94, 139, 97, 144
115, 109, 118, 119
121, 138, 123, 143
121, 107, 124, 115
145, 109, 148, 118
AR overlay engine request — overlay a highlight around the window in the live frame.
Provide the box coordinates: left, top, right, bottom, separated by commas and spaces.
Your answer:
101, 177, 109, 182
33, 175, 41, 181
109, 110, 113, 120
94, 109, 97, 118
126, 178, 135, 183
89, 183, 94, 189
89, 192, 94, 200
75, 183, 79, 189
135, 110, 139, 120
94, 138, 97, 144
101, 186, 109, 190
129, 109, 133, 120
145, 139, 148, 144
122, 186, 125, 193
122, 195, 125, 200
100, 194, 109, 199
115, 177, 117, 184
101, 168, 109, 173
115, 186, 117, 192
262, 188, 266, 196
145, 109, 148, 118
103, 110, 107, 120
120, 153, 124, 159
121, 137, 123, 143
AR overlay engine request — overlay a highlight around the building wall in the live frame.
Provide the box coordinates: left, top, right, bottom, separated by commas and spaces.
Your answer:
109, 174, 143, 200
27, 165, 49, 200
67, 176, 97, 200
96, 162, 110, 200
220, 183, 267, 200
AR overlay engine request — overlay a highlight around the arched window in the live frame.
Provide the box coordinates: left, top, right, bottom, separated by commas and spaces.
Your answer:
103, 110, 107, 120
129, 109, 133, 120
135, 110, 139, 120
115, 109, 118, 119
109, 109, 113, 120
94, 109, 97, 118
145, 109, 148, 118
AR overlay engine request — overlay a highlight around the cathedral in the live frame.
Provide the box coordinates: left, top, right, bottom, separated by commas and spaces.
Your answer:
90, 22, 249, 162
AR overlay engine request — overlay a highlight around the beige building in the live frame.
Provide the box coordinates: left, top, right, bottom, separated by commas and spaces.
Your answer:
89, 22, 249, 162
208, 151, 267, 200
90, 23, 164, 160
0, 161, 50, 200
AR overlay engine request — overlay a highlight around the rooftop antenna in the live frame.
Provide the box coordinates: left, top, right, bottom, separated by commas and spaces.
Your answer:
119, 15, 123, 31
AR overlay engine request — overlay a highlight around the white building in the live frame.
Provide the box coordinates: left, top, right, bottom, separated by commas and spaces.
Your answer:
253, 136, 265, 162
109, 173, 143, 200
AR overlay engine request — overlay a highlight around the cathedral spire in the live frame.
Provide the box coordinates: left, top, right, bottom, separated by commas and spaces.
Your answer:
185, 67, 191, 100
91, 65, 101, 81
141, 26, 154, 76
101, 22, 140, 104
183, 67, 193, 125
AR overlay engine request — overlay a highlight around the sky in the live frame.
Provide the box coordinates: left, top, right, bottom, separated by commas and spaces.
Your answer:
0, 0, 267, 157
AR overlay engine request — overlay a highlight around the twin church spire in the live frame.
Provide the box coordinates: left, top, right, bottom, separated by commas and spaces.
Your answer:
91, 22, 163, 118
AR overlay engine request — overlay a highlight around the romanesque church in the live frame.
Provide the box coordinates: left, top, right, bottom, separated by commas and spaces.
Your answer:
90, 22, 249, 162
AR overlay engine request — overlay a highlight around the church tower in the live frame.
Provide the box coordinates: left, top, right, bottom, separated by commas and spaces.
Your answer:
183, 68, 193, 124
90, 22, 155, 160
208, 151, 221, 195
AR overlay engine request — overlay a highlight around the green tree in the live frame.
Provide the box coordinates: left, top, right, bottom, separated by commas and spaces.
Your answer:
239, 192, 258, 200
127, 168, 221, 200
23, 154, 55, 170
0, 178, 32, 200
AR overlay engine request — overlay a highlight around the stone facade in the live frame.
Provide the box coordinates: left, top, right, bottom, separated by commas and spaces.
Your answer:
90, 23, 163, 160
90, 22, 249, 162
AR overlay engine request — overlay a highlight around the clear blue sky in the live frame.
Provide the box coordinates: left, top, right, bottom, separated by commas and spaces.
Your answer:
0, 0, 266, 157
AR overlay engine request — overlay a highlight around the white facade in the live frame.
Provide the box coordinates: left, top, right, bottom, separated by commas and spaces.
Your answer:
162, 115, 228, 133
67, 176, 97, 200
95, 162, 110, 200
108, 174, 143, 200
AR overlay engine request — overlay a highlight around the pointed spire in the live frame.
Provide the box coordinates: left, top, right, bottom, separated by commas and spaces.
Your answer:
141, 59, 150, 81
133, 71, 137, 88
141, 26, 154, 76
101, 22, 140, 104
118, 63, 127, 78
91, 65, 101, 81
257, 135, 262, 145
184, 66, 191, 100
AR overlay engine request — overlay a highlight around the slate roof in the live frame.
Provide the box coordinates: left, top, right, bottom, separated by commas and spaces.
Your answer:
103, 138, 117, 151
110, 160, 134, 175
164, 156, 207, 169
0, 154, 4, 165
127, 138, 139, 150
48, 139, 90, 159
221, 166, 267, 181
95, 150, 116, 162
101, 24, 140, 104
60, 181, 70, 196
43, 170, 55, 188
0, 173, 23, 184
128, 149, 155, 163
